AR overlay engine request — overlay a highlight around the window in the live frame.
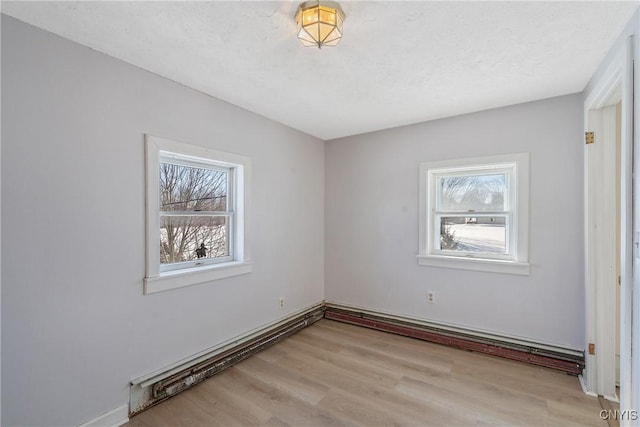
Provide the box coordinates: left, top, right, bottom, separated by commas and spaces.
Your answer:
145, 135, 252, 294
418, 153, 529, 275
159, 160, 232, 271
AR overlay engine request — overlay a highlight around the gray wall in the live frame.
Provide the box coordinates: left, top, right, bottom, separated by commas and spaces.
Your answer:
1, 15, 325, 426
325, 94, 585, 349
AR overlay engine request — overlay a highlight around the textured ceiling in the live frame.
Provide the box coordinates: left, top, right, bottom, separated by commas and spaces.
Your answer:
2, 1, 638, 140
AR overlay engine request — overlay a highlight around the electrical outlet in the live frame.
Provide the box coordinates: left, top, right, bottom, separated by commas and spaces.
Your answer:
427, 291, 435, 303
279, 297, 285, 308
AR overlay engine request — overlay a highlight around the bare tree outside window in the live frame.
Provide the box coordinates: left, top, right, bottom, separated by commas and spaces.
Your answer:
439, 174, 505, 211
159, 162, 230, 265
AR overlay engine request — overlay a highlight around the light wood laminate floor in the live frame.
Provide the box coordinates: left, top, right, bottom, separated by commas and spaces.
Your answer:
126, 319, 607, 426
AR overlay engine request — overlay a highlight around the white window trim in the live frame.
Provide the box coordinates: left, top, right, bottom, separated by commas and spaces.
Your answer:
418, 153, 530, 275
144, 135, 252, 294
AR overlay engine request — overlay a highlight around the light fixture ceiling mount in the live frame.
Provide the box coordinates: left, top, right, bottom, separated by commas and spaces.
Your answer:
295, 1, 345, 49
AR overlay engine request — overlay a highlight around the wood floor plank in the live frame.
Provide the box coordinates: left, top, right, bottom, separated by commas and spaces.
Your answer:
126, 319, 605, 426
122, 416, 153, 427
273, 352, 472, 426
211, 367, 345, 426
396, 374, 549, 426
451, 354, 589, 402
317, 386, 436, 427
547, 396, 608, 427
305, 322, 453, 375
234, 354, 330, 405
195, 371, 274, 425
255, 344, 290, 363
277, 334, 401, 388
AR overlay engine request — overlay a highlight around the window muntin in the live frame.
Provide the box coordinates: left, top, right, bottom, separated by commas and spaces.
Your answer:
433, 167, 514, 261
418, 153, 529, 275
158, 159, 234, 272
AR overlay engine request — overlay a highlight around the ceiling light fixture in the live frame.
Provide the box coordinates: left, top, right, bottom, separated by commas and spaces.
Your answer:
295, 1, 345, 49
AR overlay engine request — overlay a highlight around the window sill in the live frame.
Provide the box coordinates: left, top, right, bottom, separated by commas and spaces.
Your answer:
144, 261, 253, 295
417, 254, 530, 276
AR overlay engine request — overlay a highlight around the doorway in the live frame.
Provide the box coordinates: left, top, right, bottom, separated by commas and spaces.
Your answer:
583, 38, 634, 410
585, 93, 622, 402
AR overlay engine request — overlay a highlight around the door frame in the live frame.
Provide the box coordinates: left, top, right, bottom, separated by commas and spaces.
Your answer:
583, 36, 634, 412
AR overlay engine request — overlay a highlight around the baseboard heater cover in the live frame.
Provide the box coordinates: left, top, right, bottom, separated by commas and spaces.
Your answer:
130, 302, 584, 417
129, 304, 324, 416
324, 305, 584, 375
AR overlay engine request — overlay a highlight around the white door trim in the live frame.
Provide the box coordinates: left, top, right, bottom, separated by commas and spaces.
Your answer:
620, 35, 636, 423
583, 36, 635, 417
584, 105, 619, 401
631, 28, 640, 423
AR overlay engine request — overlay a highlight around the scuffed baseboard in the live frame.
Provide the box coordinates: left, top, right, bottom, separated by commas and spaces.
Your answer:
129, 303, 325, 416
324, 303, 585, 375
125, 300, 585, 420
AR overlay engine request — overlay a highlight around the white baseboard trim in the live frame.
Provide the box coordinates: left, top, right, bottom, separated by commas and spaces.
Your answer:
579, 374, 598, 397
604, 394, 621, 404
77, 404, 128, 427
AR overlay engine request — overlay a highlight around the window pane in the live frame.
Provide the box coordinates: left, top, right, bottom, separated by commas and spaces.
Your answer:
160, 216, 229, 264
439, 216, 506, 254
438, 174, 506, 211
160, 162, 227, 212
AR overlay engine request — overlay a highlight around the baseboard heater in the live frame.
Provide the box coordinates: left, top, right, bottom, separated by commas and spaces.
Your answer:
130, 302, 584, 417
129, 304, 324, 416
324, 304, 584, 375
